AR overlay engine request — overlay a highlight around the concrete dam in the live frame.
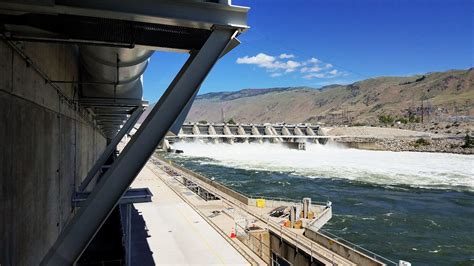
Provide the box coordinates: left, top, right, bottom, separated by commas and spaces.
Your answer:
165, 123, 329, 148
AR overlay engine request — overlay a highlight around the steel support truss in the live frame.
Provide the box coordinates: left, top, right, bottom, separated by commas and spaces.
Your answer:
41, 27, 237, 265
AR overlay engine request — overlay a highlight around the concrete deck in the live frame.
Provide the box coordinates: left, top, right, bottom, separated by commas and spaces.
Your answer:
148, 157, 357, 266
130, 165, 251, 265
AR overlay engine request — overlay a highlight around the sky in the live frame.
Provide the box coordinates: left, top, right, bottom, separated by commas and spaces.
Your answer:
143, 0, 473, 102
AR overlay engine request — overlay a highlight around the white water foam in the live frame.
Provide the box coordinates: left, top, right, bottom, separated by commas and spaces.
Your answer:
172, 142, 474, 191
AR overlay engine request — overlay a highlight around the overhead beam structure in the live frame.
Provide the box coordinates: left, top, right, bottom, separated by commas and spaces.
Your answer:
41, 27, 238, 265
0, 0, 248, 48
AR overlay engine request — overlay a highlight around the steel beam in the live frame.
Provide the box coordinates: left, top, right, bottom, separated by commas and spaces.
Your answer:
79, 97, 148, 107
78, 106, 143, 192
41, 27, 236, 265
0, 0, 249, 31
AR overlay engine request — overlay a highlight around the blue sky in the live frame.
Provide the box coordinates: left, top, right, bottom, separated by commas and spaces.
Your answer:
143, 0, 473, 102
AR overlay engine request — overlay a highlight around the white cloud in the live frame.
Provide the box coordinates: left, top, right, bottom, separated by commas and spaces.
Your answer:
236, 53, 300, 71
301, 66, 323, 73
237, 53, 345, 79
279, 53, 295, 59
285, 60, 301, 68
303, 73, 326, 79
236, 53, 275, 66
306, 57, 321, 64
270, 73, 283, 77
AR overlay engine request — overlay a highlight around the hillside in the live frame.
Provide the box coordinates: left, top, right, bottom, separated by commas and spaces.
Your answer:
185, 69, 474, 124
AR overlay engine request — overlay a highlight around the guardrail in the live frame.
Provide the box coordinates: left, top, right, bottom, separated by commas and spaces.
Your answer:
314, 227, 397, 266
154, 156, 398, 266
247, 194, 328, 207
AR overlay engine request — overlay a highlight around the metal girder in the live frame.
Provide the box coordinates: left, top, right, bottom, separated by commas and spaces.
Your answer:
78, 107, 143, 192
79, 97, 148, 107
0, 0, 249, 31
73, 188, 153, 207
41, 27, 236, 265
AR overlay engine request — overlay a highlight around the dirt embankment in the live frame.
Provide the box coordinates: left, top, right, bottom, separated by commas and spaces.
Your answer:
324, 126, 473, 154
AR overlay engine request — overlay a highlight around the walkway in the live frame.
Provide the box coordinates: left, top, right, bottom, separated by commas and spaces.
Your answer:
130, 165, 250, 265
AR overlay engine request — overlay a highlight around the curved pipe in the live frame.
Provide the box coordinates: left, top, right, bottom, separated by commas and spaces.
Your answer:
79, 45, 154, 138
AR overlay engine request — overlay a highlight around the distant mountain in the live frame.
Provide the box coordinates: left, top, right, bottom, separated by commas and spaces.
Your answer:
185, 69, 474, 124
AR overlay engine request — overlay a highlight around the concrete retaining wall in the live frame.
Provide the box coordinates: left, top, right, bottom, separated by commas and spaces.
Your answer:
0, 41, 106, 265
269, 231, 324, 266
303, 229, 384, 266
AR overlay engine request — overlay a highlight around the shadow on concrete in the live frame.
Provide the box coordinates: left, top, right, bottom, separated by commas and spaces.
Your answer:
78, 207, 125, 265
130, 205, 155, 266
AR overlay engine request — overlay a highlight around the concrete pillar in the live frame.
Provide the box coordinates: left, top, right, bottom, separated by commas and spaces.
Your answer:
265, 126, 281, 143
161, 139, 171, 151
303, 198, 311, 219
223, 125, 234, 144
251, 126, 263, 144
294, 127, 304, 136
316, 126, 328, 145
192, 124, 201, 142
306, 127, 319, 143
282, 126, 292, 136
290, 206, 297, 228
208, 125, 218, 144
192, 124, 201, 135
237, 125, 249, 143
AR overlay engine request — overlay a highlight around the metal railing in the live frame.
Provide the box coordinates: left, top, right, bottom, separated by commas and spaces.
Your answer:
154, 157, 398, 266
246, 194, 328, 207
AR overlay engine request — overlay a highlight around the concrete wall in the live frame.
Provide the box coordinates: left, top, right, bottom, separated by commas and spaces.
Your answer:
0, 41, 106, 265
269, 232, 324, 266
303, 229, 384, 266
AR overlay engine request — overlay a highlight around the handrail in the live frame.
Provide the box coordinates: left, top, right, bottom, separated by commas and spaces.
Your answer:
155, 157, 398, 266
247, 194, 328, 206
317, 227, 397, 265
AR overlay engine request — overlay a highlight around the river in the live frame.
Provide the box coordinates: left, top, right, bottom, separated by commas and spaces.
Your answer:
163, 142, 474, 265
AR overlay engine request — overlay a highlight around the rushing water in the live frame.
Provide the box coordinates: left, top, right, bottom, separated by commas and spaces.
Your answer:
163, 142, 474, 265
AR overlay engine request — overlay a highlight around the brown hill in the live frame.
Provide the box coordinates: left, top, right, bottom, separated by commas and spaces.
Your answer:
185, 69, 474, 125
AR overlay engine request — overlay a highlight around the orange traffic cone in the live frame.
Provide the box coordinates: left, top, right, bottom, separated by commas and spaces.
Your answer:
229, 227, 236, 238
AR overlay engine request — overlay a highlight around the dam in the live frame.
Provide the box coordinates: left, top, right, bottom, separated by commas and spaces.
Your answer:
161, 122, 329, 151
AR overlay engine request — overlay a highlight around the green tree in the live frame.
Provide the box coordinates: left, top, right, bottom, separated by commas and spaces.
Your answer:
462, 134, 473, 148
378, 114, 394, 124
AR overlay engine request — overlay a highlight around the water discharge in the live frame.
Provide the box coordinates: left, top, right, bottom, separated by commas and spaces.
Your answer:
166, 142, 474, 265
173, 142, 474, 191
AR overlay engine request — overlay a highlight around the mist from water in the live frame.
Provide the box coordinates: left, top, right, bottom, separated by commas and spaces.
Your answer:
172, 141, 474, 191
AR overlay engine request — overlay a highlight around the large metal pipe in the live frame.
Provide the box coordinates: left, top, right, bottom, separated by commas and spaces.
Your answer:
80, 46, 153, 138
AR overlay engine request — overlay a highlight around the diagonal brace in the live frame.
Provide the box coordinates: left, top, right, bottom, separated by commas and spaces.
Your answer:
41, 27, 237, 265
78, 106, 144, 192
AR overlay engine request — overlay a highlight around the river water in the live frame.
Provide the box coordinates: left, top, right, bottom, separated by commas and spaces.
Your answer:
163, 142, 473, 265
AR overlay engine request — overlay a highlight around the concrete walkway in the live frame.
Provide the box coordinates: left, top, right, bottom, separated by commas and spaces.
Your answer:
130, 165, 250, 265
